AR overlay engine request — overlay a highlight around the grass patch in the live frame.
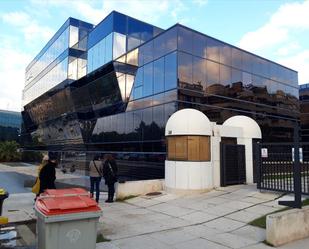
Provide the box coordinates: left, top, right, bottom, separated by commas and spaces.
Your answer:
249, 198, 309, 229
116, 195, 138, 202
96, 234, 110, 243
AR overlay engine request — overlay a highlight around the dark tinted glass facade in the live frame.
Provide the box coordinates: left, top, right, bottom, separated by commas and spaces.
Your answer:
300, 84, 309, 141
0, 110, 21, 142
22, 13, 299, 180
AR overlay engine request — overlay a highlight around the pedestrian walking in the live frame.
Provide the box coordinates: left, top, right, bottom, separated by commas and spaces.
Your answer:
103, 154, 118, 203
39, 152, 57, 195
89, 155, 103, 203
32, 154, 49, 199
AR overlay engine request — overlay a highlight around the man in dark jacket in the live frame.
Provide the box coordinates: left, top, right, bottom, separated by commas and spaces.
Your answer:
103, 154, 118, 203
39, 152, 57, 194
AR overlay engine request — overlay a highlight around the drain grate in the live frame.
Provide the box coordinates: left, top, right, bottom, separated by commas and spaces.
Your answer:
146, 192, 161, 196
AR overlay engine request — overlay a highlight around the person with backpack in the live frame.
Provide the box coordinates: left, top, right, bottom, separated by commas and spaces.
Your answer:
89, 155, 103, 203
103, 154, 118, 203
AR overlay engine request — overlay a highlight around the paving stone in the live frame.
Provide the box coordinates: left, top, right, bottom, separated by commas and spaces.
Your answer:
241, 197, 267, 204
202, 205, 236, 216
180, 211, 218, 224
239, 242, 274, 249
96, 242, 120, 249
183, 224, 221, 239
148, 203, 195, 217
231, 225, 266, 242
226, 210, 262, 223
203, 197, 229, 205
173, 238, 230, 249
112, 234, 171, 249
127, 199, 162, 208
245, 205, 280, 215
155, 217, 195, 229
207, 232, 258, 248
223, 200, 253, 210
149, 227, 198, 245
204, 217, 245, 232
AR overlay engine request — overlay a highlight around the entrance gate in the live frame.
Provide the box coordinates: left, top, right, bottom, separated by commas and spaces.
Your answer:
255, 142, 309, 196
220, 143, 246, 187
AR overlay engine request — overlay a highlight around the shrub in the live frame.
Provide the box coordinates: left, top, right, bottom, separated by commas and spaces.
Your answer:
0, 141, 21, 162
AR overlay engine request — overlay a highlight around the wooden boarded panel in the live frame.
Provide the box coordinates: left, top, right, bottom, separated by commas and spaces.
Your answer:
199, 136, 211, 161
188, 136, 200, 161
167, 137, 176, 160
175, 136, 188, 160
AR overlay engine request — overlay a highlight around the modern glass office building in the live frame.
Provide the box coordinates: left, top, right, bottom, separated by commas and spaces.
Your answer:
22, 11, 299, 179
300, 83, 309, 142
0, 110, 21, 142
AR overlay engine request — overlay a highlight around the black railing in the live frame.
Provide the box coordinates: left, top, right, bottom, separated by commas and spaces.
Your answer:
256, 142, 309, 196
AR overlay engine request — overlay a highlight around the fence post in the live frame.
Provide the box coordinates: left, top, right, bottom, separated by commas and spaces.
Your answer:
279, 123, 302, 209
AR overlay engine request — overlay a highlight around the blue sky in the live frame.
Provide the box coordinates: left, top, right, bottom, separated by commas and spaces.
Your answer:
0, 0, 308, 111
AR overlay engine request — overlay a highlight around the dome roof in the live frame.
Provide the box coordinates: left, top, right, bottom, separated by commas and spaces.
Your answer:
223, 115, 262, 139
165, 109, 212, 136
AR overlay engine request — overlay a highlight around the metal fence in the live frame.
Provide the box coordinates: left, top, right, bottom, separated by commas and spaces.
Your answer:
256, 142, 309, 196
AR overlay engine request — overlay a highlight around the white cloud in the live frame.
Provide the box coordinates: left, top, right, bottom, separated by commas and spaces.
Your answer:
238, 1, 309, 85
0, 36, 31, 111
238, 1, 309, 52
1, 11, 54, 43
279, 50, 309, 84
276, 42, 301, 57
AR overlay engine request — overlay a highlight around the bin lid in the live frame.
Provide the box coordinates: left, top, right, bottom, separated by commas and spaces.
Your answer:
36, 188, 101, 216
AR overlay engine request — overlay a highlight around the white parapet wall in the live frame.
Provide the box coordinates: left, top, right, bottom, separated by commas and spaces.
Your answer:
266, 206, 309, 246
116, 179, 164, 200
165, 160, 213, 192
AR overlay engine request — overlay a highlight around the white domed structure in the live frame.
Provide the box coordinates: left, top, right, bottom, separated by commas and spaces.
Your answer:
165, 109, 212, 136
223, 115, 262, 139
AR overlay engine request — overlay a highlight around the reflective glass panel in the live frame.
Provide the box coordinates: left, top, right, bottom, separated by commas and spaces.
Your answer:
242, 52, 253, 73
128, 36, 140, 51
206, 60, 219, 85
178, 52, 193, 85
219, 64, 231, 86
178, 26, 192, 54
113, 32, 126, 59
164, 52, 177, 90
143, 62, 153, 97
154, 57, 164, 94
143, 41, 153, 65
220, 45, 232, 66
206, 38, 220, 62
193, 56, 206, 90
231, 47, 242, 69
232, 68, 242, 84
193, 32, 206, 58
105, 33, 113, 62
69, 26, 79, 47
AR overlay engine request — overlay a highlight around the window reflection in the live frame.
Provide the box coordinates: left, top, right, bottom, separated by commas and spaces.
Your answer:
206, 38, 220, 62
178, 26, 192, 54
178, 52, 193, 86
154, 57, 164, 94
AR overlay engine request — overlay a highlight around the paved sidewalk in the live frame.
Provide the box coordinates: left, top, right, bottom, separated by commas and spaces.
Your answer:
97, 185, 308, 249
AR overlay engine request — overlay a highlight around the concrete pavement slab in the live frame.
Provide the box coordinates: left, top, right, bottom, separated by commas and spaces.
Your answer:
204, 217, 245, 232
207, 232, 258, 249
183, 224, 221, 239
180, 210, 218, 223
148, 203, 195, 217
231, 225, 266, 242
173, 238, 230, 249
226, 210, 262, 223
149, 227, 198, 245
112, 234, 171, 249
97, 242, 121, 249
245, 204, 280, 215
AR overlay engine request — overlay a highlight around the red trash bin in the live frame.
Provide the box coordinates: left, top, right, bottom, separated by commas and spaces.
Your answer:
35, 188, 102, 249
